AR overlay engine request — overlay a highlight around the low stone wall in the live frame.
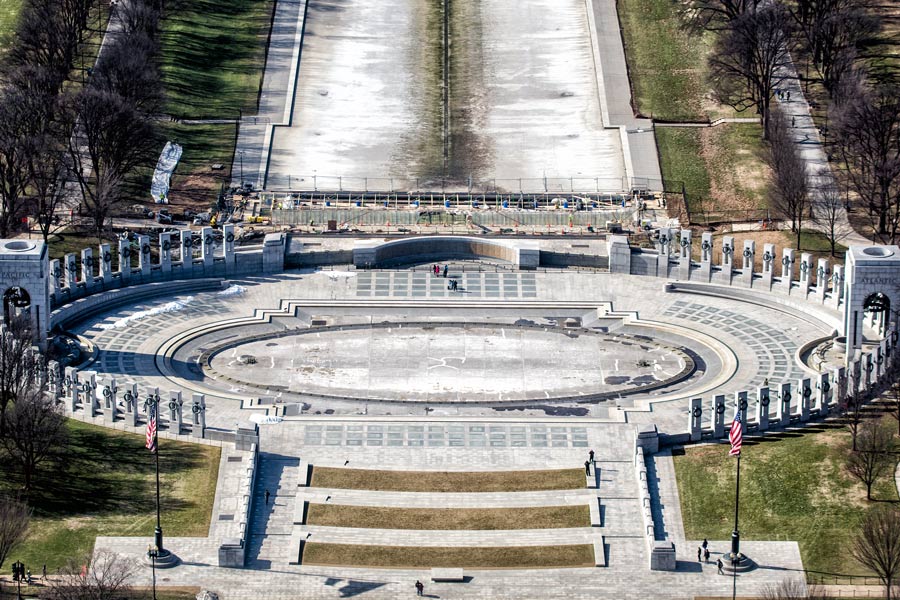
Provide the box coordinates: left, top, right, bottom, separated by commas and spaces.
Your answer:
218, 442, 259, 568
50, 279, 225, 329
352, 236, 540, 269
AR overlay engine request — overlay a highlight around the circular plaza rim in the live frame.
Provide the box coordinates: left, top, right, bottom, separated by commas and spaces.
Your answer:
185, 320, 703, 404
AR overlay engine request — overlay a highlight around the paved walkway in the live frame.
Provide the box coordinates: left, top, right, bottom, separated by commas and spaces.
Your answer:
774, 57, 871, 247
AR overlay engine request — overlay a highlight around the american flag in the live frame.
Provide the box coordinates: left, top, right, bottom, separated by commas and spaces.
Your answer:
146, 402, 157, 453
729, 412, 743, 456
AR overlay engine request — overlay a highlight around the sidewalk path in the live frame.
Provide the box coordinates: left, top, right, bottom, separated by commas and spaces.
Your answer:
774, 57, 872, 248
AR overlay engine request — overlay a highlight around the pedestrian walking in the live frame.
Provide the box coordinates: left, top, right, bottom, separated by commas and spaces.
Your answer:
584, 460, 591, 475
717, 558, 724, 574
443, 265, 448, 278
787, 90, 791, 101
697, 546, 702, 561
704, 548, 710, 562
415, 580, 424, 596
589, 449, 595, 462
702, 538, 708, 550
265, 489, 270, 505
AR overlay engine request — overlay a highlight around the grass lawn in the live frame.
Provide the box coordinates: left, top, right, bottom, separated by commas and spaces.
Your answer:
2, 421, 220, 571
617, 0, 709, 121
655, 128, 711, 211
302, 543, 595, 569
674, 419, 899, 577
796, 229, 848, 257
306, 504, 590, 530
310, 467, 585, 493
0, 0, 22, 59
159, 0, 275, 119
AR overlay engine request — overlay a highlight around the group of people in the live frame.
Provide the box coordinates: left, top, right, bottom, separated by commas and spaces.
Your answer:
431, 264, 448, 278
698, 538, 730, 574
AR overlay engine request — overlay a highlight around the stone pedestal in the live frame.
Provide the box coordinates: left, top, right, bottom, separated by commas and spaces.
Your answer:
689, 398, 702, 442
713, 395, 726, 438
650, 541, 676, 571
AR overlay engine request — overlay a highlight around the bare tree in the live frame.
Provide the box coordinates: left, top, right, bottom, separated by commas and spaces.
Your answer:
62, 86, 156, 242
852, 507, 900, 600
683, 0, 762, 31
765, 109, 810, 246
709, 3, 793, 139
41, 550, 136, 600
846, 419, 894, 500
790, 0, 879, 93
0, 319, 39, 440
832, 82, 900, 243
0, 384, 68, 492
0, 496, 29, 571
762, 579, 827, 599
91, 31, 162, 113
814, 168, 852, 256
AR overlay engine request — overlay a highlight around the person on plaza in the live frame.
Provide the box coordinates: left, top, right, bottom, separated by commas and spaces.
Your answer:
415, 580, 424, 596
717, 558, 724, 574
702, 538, 708, 550
589, 449, 595, 462
443, 265, 448, 278
584, 460, 591, 474
704, 548, 710, 562
697, 547, 702, 561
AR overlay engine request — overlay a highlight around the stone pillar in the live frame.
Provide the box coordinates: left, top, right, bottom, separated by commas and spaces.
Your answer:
80, 247, 93, 283
607, 235, 631, 274
81, 370, 98, 416
798, 253, 813, 297
699, 233, 713, 282
138, 235, 152, 276
720, 236, 734, 285
798, 377, 812, 422
734, 391, 749, 426
760, 243, 775, 290
864, 352, 875, 390
816, 372, 831, 416
101, 377, 117, 421
678, 229, 692, 280
65, 253, 77, 287
756, 386, 771, 431
878, 339, 888, 378
713, 395, 726, 438
778, 382, 792, 427
830, 266, 844, 309
689, 397, 703, 442
741, 240, 755, 286
849, 359, 861, 397
159, 232, 174, 273
655, 227, 671, 278
263, 232, 286, 274
168, 390, 183, 434
191, 393, 206, 438
781, 248, 795, 293
47, 360, 61, 400
223, 224, 236, 271
64, 366, 79, 412
815, 259, 829, 304
49, 259, 61, 296
180, 230, 194, 272
99, 243, 112, 283
201, 227, 214, 269
123, 383, 139, 427
144, 386, 160, 420
118, 237, 132, 281
835, 366, 847, 406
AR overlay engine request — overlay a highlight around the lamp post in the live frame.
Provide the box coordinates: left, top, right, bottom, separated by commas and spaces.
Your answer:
145, 393, 164, 554
237, 150, 244, 188
146, 546, 158, 600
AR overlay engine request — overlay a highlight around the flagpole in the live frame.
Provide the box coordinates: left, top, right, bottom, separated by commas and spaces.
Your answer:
731, 451, 741, 558
155, 420, 163, 553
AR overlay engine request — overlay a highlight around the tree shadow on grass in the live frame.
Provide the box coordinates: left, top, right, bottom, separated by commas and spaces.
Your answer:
15, 422, 207, 519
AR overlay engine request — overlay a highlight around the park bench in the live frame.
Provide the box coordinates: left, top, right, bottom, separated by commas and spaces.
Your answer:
431, 568, 465, 582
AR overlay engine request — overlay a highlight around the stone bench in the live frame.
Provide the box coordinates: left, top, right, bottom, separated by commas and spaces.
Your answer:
431, 568, 465, 582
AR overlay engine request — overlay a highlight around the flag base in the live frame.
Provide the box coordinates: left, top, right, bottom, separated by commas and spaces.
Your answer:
720, 552, 756, 574
144, 548, 180, 569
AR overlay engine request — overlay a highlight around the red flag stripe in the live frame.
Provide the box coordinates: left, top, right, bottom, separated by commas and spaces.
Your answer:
729, 413, 742, 456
